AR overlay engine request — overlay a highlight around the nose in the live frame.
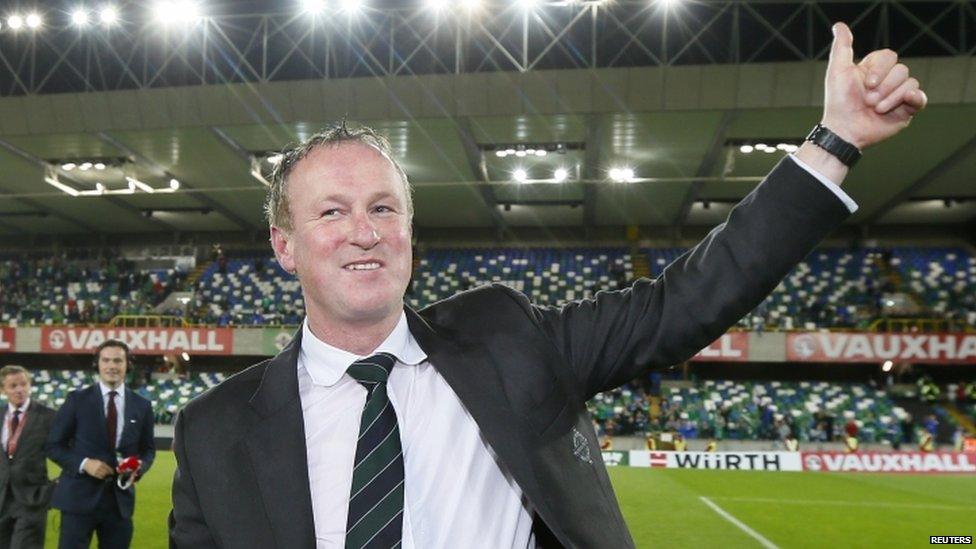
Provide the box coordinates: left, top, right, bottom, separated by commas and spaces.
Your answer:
348, 212, 380, 250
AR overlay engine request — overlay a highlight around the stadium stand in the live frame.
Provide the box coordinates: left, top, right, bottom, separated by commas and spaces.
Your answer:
6, 246, 973, 331
0, 257, 181, 326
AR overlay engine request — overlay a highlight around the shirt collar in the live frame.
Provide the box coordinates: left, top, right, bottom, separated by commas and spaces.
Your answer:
300, 311, 428, 387
7, 398, 29, 414
99, 381, 125, 398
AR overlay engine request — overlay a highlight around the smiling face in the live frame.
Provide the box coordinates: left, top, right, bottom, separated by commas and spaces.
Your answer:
270, 142, 413, 330
1, 373, 30, 408
97, 345, 128, 389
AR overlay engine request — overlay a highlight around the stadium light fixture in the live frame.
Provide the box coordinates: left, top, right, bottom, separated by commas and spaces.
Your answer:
154, 1, 201, 24
518, 0, 539, 11
25, 13, 42, 29
739, 145, 753, 154
460, 0, 481, 10
126, 176, 155, 193
553, 168, 568, 182
70, 8, 89, 26
93, 162, 106, 170
266, 153, 283, 165
426, 0, 448, 11
495, 150, 507, 158
99, 5, 118, 26
300, 0, 326, 14
609, 167, 635, 183
340, 0, 363, 14
181, 352, 191, 362
170, 178, 181, 190
882, 360, 893, 372
61, 162, 77, 171
8, 15, 24, 30
513, 168, 528, 183
79, 162, 92, 171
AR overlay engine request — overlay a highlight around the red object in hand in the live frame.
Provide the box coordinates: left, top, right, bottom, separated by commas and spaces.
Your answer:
116, 456, 142, 490
117, 455, 141, 474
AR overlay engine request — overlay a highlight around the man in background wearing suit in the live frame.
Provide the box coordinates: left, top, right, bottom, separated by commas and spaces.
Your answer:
46, 340, 155, 549
170, 23, 926, 548
0, 365, 55, 549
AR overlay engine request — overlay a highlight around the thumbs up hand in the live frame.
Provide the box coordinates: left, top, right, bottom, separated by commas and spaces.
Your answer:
822, 22, 927, 151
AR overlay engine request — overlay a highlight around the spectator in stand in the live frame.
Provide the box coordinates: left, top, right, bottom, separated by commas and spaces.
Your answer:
844, 415, 859, 452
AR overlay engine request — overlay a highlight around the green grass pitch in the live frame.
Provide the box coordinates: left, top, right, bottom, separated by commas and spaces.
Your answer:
43, 452, 976, 548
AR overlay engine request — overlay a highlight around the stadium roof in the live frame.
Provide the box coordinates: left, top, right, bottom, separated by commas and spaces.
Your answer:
0, 0, 972, 238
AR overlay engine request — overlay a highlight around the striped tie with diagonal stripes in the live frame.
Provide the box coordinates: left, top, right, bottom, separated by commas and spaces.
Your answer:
344, 352, 404, 549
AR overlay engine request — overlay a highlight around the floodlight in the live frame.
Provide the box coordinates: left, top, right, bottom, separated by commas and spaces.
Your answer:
519, 0, 538, 10
71, 9, 89, 26
79, 162, 92, 171
266, 154, 283, 165
739, 145, 753, 154
99, 5, 118, 25
553, 168, 568, 182
8, 16, 23, 30
61, 162, 77, 171
340, 0, 363, 14
93, 162, 106, 170
25, 13, 42, 28
495, 150, 507, 158
426, 0, 448, 10
609, 167, 634, 182
513, 168, 528, 183
301, 0, 326, 14
169, 178, 181, 190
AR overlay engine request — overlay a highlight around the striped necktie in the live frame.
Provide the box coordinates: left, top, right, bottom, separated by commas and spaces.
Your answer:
344, 352, 404, 549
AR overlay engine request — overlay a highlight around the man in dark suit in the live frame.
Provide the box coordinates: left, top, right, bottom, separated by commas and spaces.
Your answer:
46, 340, 155, 549
170, 23, 926, 548
0, 365, 55, 549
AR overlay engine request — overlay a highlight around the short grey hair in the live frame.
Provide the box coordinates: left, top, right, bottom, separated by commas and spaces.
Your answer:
264, 121, 413, 232
0, 365, 30, 384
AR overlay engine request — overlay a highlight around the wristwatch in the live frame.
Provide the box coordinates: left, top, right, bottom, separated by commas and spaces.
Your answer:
805, 124, 861, 167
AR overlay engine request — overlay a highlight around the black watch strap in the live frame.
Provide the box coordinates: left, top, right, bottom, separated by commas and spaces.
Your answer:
805, 124, 861, 167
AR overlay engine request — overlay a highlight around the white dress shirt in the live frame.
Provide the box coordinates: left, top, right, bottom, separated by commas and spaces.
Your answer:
298, 314, 536, 549
2, 397, 29, 450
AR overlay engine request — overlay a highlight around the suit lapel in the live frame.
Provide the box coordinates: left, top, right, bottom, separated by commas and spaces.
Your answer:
405, 308, 551, 522
244, 328, 316, 548
120, 389, 138, 445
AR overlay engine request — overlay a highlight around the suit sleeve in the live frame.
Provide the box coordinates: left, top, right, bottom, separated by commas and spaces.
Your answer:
44, 392, 85, 474
138, 398, 156, 475
527, 158, 852, 399
169, 407, 217, 548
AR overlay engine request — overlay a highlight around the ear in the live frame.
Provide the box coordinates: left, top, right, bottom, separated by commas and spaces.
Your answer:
270, 226, 296, 274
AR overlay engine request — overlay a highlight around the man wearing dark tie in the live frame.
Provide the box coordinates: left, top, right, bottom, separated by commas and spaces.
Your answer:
0, 365, 55, 549
170, 23, 927, 548
46, 340, 155, 549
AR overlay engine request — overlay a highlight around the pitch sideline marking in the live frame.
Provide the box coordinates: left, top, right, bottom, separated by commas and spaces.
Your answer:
709, 496, 976, 511
699, 496, 779, 549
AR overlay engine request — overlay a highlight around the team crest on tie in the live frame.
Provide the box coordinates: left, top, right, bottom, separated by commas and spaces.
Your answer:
571, 427, 592, 464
